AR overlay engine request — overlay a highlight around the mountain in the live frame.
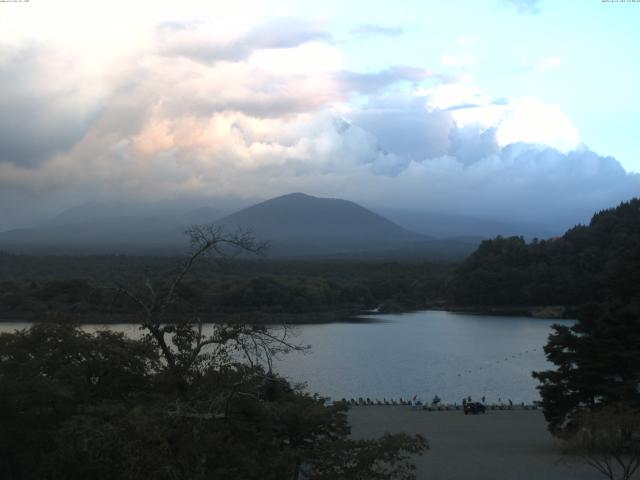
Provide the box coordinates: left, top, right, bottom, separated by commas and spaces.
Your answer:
44, 202, 224, 227
0, 205, 225, 252
374, 208, 560, 239
0, 193, 481, 258
213, 193, 424, 254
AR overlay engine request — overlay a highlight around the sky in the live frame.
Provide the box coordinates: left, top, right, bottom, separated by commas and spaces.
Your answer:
0, 0, 639, 231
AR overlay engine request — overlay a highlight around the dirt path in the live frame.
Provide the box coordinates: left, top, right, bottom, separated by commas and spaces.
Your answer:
348, 407, 602, 480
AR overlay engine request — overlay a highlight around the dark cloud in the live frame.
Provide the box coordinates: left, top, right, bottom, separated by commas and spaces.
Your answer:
0, 47, 102, 167
340, 66, 453, 94
448, 125, 500, 165
504, 0, 540, 15
445, 98, 509, 111
347, 143, 640, 232
350, 24, 404, 38
350, 96, 454, 161
158, 18, 332, 63
331, 101, 639, 231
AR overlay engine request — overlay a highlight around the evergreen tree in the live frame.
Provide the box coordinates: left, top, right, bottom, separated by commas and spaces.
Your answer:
533, 302, 640, 435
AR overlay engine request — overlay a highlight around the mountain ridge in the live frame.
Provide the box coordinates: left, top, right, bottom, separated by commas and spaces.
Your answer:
0, 192, 479, 258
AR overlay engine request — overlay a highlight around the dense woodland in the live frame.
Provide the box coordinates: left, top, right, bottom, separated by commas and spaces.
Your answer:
0, 256, 452, 321
450, 199, 640, 307
527, 200, 640, 475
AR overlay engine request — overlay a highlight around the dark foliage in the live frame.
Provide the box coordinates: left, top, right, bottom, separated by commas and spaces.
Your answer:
0, 258, 453, 320
533, 302, 640, 436
0, 320, 427, 480
0, 226, 427, 479
450, 198, 640, 306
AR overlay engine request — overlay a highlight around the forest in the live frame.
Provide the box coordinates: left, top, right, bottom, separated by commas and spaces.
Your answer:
449, 198, 640, 307
2, 199, 640, 322
0, 255, 452, 321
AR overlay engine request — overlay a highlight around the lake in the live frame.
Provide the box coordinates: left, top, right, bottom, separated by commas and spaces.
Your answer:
0, 310, 572, 404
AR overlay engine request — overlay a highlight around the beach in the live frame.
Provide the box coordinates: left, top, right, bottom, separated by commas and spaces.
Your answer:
348, 407, 602, 480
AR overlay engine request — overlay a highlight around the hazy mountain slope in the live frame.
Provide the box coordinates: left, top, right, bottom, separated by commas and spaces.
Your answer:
0, 193, 481, 258
0, 208, 224, 249
214, 193, 424, 252
44, 202, 223, 227
375, 208, 559, 239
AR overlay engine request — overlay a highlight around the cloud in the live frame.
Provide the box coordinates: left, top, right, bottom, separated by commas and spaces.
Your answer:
1, 11, 638, 236
3, 81, 638, 233
349, 24, 404, 38
495, 97, 579, 152
340, 66, 453, 94
425, 83, 494, 111
157, 18, 332, 64
504, 0, 541, 15
0, 46, 105, 167
423, 84, 579, 152
350, 95, 453, 162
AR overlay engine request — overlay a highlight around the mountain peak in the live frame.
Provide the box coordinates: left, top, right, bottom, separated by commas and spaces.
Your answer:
214, 193, 422, 254
278, 192, 315, 199
268, 192, 328, 203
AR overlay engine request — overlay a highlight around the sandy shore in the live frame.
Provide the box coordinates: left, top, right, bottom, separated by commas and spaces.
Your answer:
348, 407, 602, 480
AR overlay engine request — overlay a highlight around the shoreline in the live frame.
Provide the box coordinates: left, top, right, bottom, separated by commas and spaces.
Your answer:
425, 304, 578, 320
0, 304, 578, 324
0, 309, 374, 325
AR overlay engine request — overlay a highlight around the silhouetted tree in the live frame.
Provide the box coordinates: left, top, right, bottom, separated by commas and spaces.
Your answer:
0, 225, 428, 480
533, 302, 640, 435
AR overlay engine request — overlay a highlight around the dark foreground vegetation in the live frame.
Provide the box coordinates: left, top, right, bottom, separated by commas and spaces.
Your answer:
0, 227, 427, 480
532, 300, 640, 480
0, 321, 426, 480
529, 201, 640, 478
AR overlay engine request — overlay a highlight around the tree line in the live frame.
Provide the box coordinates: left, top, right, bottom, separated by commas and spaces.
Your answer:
450, 199, 640, 307
0, 259, 453, 320
527, 200, 640, 479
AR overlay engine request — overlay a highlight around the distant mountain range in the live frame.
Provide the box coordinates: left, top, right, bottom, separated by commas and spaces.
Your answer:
0, 193, 505, 258
0, 206, 226, 252
374, 208, 559, 239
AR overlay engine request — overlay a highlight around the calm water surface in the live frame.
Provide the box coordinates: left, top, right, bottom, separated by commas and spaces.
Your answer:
0, 310, 572, 404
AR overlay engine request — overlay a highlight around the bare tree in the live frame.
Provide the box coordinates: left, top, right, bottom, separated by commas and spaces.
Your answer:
112, 224, 306, 375
564, 404, 640, 480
